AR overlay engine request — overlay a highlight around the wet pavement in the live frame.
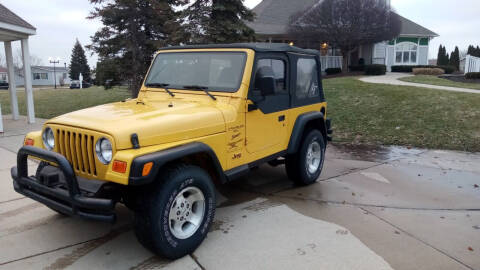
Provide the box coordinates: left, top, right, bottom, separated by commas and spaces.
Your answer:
1, 136, 479, 269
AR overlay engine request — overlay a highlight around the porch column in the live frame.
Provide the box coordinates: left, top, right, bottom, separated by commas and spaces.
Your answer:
0, 103, 3, 133
21, 38, 35, 124
4, 41, 19, 120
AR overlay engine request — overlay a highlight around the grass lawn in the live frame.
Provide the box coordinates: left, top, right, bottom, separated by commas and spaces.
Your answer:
1, 81, 479, 152
0, 86, 130, 119
324, 77, 480, 152
399, 75, 480, 90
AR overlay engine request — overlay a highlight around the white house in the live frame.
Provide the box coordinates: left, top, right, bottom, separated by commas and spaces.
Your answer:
15, 65, 71, 87
0, 66, 7, 81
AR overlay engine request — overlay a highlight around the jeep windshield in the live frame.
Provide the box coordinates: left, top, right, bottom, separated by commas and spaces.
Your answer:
145, 52, 247, 93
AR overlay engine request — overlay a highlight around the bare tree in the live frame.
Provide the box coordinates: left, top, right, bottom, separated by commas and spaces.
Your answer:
12, 48, 44, 69
30, 54, 44, 66
13, 48, 23, 69
288, 0, 401, 72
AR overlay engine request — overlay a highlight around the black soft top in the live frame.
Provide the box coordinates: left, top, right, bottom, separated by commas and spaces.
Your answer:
158, 43, 320, 56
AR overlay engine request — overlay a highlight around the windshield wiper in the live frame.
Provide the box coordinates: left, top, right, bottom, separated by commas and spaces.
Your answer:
183, 85, 217, 101
145, 83, 175, 97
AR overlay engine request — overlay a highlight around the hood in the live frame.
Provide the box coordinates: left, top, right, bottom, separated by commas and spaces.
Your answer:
47, 99, 226, 149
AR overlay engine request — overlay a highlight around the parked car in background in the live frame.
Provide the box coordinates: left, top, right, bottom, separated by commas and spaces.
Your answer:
104, 79, 115, 90
70, 80, 91, 89
0, 80, 8, 90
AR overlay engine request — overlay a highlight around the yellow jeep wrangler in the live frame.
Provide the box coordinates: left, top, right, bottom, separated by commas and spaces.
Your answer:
11, 43, 332, 259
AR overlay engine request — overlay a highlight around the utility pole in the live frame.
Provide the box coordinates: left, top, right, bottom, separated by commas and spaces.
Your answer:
49, 57, 60, 89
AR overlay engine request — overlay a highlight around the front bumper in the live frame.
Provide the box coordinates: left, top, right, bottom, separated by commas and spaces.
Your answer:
11, 146, 116, 223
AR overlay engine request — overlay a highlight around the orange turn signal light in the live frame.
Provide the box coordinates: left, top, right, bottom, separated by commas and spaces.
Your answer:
112, 160, 127, 173
25, 138, 34, 146
142, 162, 154, 176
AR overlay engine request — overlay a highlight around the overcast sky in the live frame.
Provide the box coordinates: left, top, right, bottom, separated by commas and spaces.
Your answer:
1, 0, 479, 68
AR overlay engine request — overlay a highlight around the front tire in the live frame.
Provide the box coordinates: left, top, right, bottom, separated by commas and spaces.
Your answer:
285, 129, 326, 185
134, 164, 216, 259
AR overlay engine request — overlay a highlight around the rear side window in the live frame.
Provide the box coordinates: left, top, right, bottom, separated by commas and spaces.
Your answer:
257, 59, 287, 92
296, 58, 320, 99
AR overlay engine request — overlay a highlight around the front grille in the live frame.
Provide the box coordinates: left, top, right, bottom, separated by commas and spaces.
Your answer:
56, 129, 97, 176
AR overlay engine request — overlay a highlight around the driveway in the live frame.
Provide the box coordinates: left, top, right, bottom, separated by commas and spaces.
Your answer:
360, 73, 480, 94
0, 121, 479, 269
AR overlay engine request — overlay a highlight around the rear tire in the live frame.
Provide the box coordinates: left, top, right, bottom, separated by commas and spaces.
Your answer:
285, 129, 325, 185
134, 164, 216, 259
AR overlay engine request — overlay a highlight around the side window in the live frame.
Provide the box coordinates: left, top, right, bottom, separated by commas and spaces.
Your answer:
296, 58, 319, 99
257, 59, 286, 92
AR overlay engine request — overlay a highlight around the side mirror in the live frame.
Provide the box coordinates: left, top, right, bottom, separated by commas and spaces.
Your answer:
255, 66, 276, 96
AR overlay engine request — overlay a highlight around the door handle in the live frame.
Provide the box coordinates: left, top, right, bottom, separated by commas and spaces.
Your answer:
278, 115, 285, 122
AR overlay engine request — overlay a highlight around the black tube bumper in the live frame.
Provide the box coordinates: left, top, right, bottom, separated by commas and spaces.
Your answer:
11, 146, 116, 223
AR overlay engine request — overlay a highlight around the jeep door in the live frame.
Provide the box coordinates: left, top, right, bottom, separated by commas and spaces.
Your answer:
246, 53, 289, 155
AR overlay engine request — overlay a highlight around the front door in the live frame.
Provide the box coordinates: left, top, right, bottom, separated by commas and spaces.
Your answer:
246, 55, 289, 155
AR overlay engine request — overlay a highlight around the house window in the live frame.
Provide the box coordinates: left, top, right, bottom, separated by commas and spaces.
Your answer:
33, 73, 48, 80
0, 74, 6, 81
63, 73, 67, 79
395, 42, 418, 64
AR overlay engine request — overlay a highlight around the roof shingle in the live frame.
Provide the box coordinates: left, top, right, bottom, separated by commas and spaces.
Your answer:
248, 0, 318, 35
393, 13, 438, 37
0, 3, 36, 30
249, 0, 438, 37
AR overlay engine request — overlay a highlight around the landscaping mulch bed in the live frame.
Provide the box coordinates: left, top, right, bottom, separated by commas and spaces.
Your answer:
439, 74, 480, 84
323, 71, 365, 79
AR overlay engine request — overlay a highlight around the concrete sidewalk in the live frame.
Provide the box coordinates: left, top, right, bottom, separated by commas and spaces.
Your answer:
360, 73, 480, 94
0, 115, 46, 153
0, 127, 479, 269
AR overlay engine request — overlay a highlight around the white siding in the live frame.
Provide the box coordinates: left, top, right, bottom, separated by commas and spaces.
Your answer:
361, 44, 373, 64
15, 68, 71, 87
374, 42, 387, 58
372, 42, 387, 65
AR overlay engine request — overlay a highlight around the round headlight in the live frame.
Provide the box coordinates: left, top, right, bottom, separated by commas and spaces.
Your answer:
42, 127, 55, 150
95, 138, 113, 164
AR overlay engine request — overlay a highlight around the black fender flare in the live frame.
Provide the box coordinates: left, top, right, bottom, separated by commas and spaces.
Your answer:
129, 142, 226, 185
287, 111, 327, 154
